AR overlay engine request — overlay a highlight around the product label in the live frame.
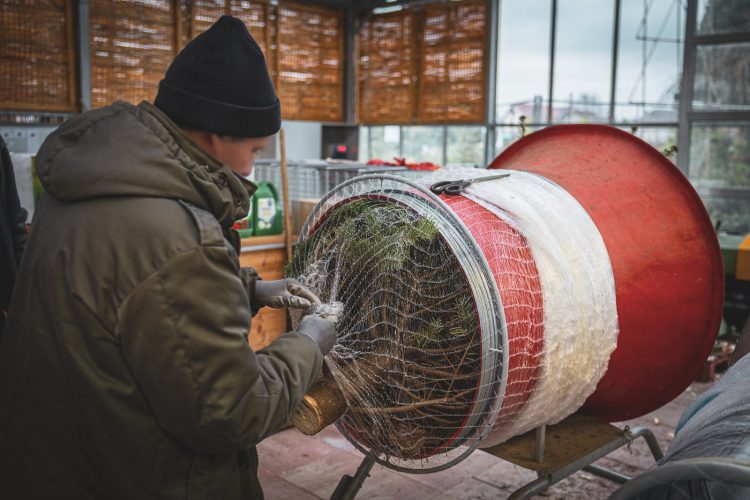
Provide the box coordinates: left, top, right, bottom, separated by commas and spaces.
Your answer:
257, 198, 276, 229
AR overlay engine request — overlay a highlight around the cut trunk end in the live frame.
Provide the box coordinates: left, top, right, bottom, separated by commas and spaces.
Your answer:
292, 374, 348, 435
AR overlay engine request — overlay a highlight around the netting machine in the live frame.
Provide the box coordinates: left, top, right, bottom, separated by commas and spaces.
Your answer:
286, 125, 724, 497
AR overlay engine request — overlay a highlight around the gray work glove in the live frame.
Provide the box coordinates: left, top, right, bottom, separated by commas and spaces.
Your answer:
254, 278, 322, 309
297, 314, 338, 355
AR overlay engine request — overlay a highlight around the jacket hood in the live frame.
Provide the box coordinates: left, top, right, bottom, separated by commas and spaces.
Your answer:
35, 101, 256, 228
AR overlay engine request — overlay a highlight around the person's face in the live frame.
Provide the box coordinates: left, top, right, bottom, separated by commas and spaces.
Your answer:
210, 134, 272, 177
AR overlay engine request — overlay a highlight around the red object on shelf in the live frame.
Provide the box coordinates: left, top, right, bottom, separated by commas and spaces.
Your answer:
366, 157, 441, 170
489, 124, 724, 422
365, 158, 389, 166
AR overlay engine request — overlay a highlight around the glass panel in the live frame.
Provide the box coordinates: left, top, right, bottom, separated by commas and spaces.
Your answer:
494, 125, 540, 157
553, 0, 613, 123
697, 0, 750, 35
446, 126, 486, 167
369, 126, 400, 161
617, 126, 679, 158
496, 0, 551, 124
402, 126, 444, 164
693, 43, 750, 111
615, 0, 684, 122
359, 126, 370, 162
690, 123, 750, 188
701, 196, 750, 235
690, 122, 750, 233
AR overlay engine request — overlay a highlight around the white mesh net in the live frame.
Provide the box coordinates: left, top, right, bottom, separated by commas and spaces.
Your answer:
422, 168, 619, 447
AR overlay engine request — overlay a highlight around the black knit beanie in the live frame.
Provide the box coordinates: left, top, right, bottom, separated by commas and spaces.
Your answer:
154, 15, 280, 138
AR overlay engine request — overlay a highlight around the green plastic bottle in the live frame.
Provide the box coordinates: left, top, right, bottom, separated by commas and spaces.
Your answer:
252, 181, 283, 236
232, 201, 254, 238
32, 156, 44, 205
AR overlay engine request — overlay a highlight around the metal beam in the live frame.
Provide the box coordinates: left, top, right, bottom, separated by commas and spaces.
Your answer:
608, 0, 621, 123
694, 32, 750, 45
694, 186, 750, 200
398, 125, 403, 158
547, 0, 557, 123
492, 121, 680, 129
688, 110, 750, 122
676, 0, 697, 175
343, 6, 356, 123
75, 0, 91, 112
442, 125, 447, 166
367, 0, 456, 8
484, 0, 499, 167
303, 0, 354, 7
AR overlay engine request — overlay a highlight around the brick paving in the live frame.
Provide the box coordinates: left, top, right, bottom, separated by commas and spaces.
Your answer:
257, 381, 712, 500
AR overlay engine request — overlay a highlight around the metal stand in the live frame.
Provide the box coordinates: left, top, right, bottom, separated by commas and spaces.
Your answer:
330, 454, 377, 500
482, 414, 664, 499
329, 414, 664, 500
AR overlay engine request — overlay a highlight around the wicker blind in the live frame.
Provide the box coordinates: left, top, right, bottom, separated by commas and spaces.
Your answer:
1, 0, 344, 119
229, 1, 273, 65
277, 3, 342, 121
182, 1, 348, 122
180, 1, 276, 79
180, 0, 272, 53
419, 0, 487, 123
89, 0, 175, 108
358, 11, 417, 124
180, 0, 223, 42
0, 0, 74, 112
359, 1, 487, 124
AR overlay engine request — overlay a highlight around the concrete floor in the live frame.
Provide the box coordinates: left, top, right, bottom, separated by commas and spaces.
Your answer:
257, 381, 712, 500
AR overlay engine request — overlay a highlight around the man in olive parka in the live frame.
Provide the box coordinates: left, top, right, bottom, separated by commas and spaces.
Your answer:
0, 15, 336, 500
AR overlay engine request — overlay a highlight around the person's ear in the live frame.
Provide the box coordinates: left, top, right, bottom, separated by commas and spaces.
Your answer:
207, 133, 224, 156
182, 128, 218, 157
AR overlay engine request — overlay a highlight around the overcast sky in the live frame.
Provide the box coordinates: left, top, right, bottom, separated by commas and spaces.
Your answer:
496, 0, 684, 119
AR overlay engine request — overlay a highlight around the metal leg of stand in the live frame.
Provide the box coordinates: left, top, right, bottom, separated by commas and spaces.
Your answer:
534, 425, 546, 463
626, 426, 664, 461
330, 454, 377, 500
583, 464, 631, 484
508, 474, 553, 500
507, 424, 550, 500
580, 427, 664, 485
574, 426, 664, 487
496, 417, 666, 499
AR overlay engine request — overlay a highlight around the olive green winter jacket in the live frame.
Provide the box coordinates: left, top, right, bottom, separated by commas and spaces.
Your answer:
0, 101, 323, 500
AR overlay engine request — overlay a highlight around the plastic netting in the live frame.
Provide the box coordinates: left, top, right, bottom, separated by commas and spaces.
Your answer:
290, 176, 505, 472
454, 168, 619, 446
291, 198, 483, 456
288, 171, 618, 471
439, 194, 544, 435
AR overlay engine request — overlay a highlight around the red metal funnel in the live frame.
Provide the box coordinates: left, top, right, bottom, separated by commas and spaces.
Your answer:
489, 124, 724, 422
